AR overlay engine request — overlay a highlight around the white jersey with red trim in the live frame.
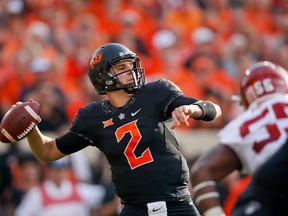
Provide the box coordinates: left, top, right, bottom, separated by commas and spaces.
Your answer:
218, 95, 288, 175
15, 180, 105, 216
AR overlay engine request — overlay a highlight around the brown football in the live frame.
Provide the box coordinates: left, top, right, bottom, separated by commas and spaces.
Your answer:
0, 101, 41, 143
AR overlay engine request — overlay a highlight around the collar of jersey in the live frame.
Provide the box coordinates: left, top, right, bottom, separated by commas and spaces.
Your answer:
101, 92, 138, 114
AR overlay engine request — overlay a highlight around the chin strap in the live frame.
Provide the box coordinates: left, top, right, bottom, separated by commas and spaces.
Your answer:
123, 86, 139, 94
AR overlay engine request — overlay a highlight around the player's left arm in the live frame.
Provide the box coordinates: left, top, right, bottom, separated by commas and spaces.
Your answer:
170, 99, 222, 128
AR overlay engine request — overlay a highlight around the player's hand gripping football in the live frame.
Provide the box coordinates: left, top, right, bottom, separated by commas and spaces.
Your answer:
0, 99, 41, 143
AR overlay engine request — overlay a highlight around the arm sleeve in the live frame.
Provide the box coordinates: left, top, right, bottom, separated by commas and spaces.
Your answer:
166, 95, 198, 117
55, 131, 91, 155
167, 96, 218, 121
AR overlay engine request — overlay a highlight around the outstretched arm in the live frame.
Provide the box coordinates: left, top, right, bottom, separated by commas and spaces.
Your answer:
190, 144, 242, 216
171, 101, 222, 128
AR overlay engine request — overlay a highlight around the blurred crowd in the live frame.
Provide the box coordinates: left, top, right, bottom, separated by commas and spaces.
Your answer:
1, 0, 288, 215
0, 144, 120, 216
0, 0, 288, 130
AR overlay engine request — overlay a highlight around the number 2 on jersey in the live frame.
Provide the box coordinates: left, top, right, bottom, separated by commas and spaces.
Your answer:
116, 120, 153, 169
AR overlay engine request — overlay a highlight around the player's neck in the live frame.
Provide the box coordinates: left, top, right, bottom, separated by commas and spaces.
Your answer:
107, 90, 134, 108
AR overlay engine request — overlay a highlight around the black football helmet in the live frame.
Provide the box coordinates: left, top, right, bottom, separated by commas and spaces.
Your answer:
88, 43, 145, 95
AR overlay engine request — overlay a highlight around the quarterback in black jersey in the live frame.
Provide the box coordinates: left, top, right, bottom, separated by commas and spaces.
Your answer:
20, 43, 221, 216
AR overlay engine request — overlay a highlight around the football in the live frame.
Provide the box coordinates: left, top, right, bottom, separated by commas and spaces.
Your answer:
0, 101, 41, 143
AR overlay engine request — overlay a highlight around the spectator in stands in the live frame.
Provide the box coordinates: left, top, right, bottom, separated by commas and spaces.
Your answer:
19, 57, 69, 134
15, 157, 117, 216
0, 143, 22, 216
6, 153, 42, 215
185, 52, 237, 128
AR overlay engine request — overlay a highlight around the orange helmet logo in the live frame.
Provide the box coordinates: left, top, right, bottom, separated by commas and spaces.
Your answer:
89, 52, 103, 69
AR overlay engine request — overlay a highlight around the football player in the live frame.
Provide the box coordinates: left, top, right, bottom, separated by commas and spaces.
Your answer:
232, 138, 288, 216
20, 43, 221, 216
190, 61, 288, 216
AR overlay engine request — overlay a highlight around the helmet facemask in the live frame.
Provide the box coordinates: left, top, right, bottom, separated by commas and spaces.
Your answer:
107, 58, 145, 94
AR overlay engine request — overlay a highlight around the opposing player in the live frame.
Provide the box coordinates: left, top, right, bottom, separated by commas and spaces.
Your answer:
190, 61, 288, 216
231, 138, 288, 216
14, 43, 221, 215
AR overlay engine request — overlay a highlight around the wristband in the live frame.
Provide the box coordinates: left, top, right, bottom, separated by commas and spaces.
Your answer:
194, 101, 217, 121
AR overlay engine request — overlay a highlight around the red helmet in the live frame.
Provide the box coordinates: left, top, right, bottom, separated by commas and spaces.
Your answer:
240, 61, 288, 108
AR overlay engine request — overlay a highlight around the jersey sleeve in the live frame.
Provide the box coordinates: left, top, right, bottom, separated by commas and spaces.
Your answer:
217, 114, 250, 174
150, 79, 186, 117
151, 79, 199, 117
55, 107, 95, 155
70, 108, 91, 135
218, 119, 243, 146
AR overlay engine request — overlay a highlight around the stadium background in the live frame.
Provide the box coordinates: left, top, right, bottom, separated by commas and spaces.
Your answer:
0, 0, 288, 215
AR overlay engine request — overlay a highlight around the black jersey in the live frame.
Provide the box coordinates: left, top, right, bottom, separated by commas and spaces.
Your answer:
56, 79, 198, 205
232, 139, 288, 216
